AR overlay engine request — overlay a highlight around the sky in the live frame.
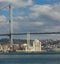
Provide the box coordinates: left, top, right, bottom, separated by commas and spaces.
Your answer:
0, 0, 60, 39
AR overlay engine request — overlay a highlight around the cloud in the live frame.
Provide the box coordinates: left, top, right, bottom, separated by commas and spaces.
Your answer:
27, 3, 60, 33
32, 22, 44, 26
12, 2, 60, 32
0, 0, 33, 7
0, 15, 19, 31
29, 4, 52, 18
0, 15, 6, 22
13, 21, 20, 29
0, 15, 8, 26
0, 15, 9, 34
29, 3, 60, 21
16, 15, 28, 20
43, 26, 60, 32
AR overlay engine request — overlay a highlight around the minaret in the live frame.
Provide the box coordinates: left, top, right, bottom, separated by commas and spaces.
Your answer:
27, 32, 30, 49
9, 4, 13, 44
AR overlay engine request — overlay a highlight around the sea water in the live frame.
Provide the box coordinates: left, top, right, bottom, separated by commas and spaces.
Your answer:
0, 53, 60, 64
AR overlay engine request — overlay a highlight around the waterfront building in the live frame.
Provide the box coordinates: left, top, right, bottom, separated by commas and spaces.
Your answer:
2, 44, 10, 52
22, 43, 28, 51
0, 44, 3, 52
13, 44, 19, 50
26, 39, 42, 52
33, 39, 41, 52
51, 47, 60, 52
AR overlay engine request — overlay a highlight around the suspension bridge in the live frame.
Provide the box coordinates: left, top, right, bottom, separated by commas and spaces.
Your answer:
0, 4, 60, 44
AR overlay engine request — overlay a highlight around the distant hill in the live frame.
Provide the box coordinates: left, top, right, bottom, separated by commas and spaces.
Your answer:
0, 38, 60, 47
0, 38, 33, 44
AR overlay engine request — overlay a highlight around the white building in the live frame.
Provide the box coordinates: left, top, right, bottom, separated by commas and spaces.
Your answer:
33, 39, 41, 52
0, 44, 3, 52
24, 38, 41, 52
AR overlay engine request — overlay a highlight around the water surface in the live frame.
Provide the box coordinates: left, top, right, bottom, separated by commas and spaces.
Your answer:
0, 53, 60, 64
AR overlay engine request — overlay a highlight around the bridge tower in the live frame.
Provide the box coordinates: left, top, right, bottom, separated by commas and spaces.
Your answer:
9, 4, 13, 44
